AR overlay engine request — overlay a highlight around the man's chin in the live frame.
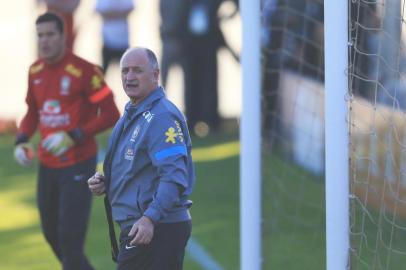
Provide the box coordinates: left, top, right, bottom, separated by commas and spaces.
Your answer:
125, 89, 139, 97
40, 53, 54, 61
126, 93, 137, 100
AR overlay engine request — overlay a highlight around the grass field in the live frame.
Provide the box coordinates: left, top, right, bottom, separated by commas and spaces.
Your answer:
261, 148, 326, 269
6, 130, 405, 270
1, 125, 341, 270
0, 128, 240, 270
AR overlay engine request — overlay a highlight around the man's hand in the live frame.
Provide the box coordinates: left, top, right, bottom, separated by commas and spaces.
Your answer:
128, 216, 155, 246
42, 131, 74, 156
87, 172, 106, 196
14, 143, 35, 166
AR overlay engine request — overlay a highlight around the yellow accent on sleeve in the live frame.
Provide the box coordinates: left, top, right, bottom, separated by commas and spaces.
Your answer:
29, 63, 44, 74
165, 127, 178, 144
65, 64, 82, 78
91, 75, 102, 89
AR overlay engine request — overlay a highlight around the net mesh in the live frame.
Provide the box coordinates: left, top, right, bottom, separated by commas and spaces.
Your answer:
261, 0, 325, 269
261, 0, 406, 269
349, 0, 406, 269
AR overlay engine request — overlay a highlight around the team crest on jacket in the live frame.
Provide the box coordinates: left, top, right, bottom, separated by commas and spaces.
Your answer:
60, 76, 71, 95
124, 148, 135, 160
130, 125, 141, 142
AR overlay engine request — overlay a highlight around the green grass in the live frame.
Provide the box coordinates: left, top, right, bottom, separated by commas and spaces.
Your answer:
0, 129, 240, 270
4, 127, 378, 270
262, 150, 326, 269
349, 198, 406, 270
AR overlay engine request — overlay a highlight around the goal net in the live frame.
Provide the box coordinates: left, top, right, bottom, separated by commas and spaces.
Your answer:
261, 0, 406, 269
349, 0, 406, 269
261, 0, 325, 269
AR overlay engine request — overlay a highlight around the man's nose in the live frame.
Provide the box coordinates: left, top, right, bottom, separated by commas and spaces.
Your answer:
126, 70, 137, 80
38, 37, 48, 44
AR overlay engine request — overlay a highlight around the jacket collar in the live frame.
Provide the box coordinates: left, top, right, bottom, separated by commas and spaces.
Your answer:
124, 86, 165, 119
42, 50, 71, 69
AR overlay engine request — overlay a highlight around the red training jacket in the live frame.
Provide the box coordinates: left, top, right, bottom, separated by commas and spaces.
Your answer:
18, 50, 120, 168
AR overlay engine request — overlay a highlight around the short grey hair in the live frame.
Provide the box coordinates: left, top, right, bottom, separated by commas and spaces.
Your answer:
144, 48, 159, 70
120, 47, 159, 70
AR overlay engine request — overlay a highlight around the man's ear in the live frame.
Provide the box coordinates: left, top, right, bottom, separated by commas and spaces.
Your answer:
153, 69, 160, 83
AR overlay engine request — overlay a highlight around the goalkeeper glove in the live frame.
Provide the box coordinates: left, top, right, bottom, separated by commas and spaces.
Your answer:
14, 143, 35, 166
42, 131, 74, 157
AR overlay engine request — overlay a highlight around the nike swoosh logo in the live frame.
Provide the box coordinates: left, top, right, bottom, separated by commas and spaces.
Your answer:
125, 244, 137, 250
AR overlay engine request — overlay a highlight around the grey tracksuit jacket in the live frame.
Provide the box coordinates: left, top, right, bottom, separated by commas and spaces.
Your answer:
103, 87, 195, 228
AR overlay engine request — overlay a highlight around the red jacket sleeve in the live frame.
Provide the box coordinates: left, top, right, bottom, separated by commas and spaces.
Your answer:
80, 93, 120, 137
18, 80, 38, 139
70, 64, 120, 140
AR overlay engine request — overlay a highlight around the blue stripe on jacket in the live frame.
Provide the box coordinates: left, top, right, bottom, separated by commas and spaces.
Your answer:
154, 145, 187, 161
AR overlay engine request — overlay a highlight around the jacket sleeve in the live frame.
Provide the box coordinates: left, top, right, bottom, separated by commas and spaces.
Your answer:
70, 65, 120, 142
143, 113, 189, 223
80, 94, 120, 137
17, 78, 39, 142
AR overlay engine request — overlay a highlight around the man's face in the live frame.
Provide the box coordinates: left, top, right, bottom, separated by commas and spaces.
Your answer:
120, 50, 159, 105
36, 22, 64, 63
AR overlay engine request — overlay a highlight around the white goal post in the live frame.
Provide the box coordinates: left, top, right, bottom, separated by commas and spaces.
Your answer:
240, 0, 261, 270
324, 1, 350, 270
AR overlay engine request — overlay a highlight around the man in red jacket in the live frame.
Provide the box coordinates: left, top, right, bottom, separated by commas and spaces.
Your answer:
14, 12, 120, 270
